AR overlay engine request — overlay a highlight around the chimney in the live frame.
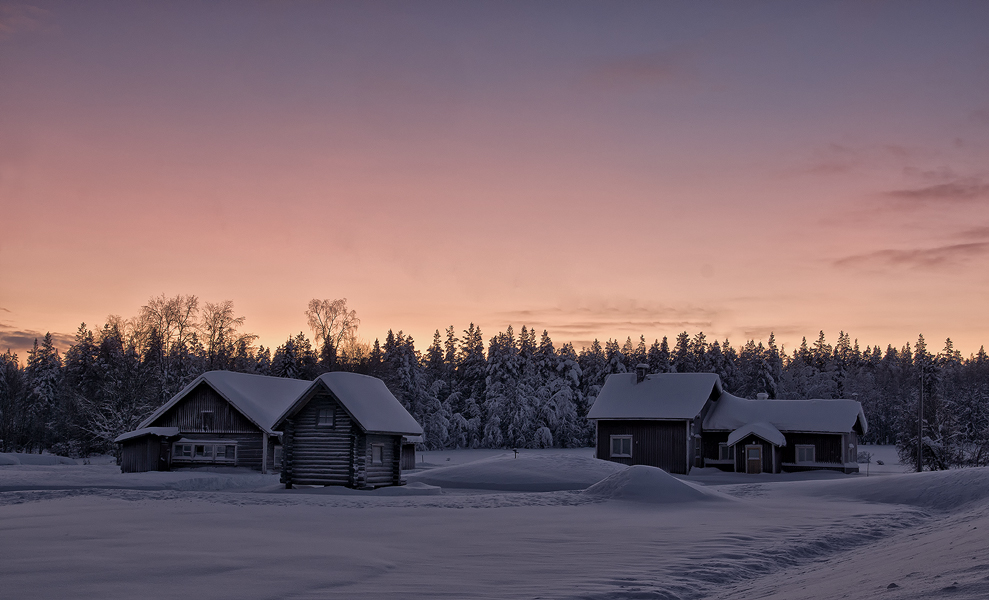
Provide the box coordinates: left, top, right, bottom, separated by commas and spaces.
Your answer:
635, 364, 649, 384
756, 392, 769, 400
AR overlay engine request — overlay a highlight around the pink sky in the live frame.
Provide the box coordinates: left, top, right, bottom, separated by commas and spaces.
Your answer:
2, 2, 989, 359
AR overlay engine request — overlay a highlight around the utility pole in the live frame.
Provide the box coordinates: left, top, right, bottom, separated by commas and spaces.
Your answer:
917, 364, 924, 473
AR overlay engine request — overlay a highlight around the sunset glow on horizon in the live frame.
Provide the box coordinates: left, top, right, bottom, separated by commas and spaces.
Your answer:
2, 1, 989, 359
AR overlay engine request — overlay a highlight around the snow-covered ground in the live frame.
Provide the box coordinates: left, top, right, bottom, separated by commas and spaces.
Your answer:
2, 447, 985, 599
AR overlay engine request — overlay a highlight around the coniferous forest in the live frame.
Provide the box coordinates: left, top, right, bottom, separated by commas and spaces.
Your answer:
2, 295, 989, 471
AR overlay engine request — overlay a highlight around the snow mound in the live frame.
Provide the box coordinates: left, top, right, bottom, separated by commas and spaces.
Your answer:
582, 465, 733, 504
408, 453, 626, 491
0, 453, 76, 466
826, 467, 989, 510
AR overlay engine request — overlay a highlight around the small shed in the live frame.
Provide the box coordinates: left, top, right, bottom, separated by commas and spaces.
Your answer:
116, 371, 310, 473
401, 435, 422, 471
274, 372, 423, 489
114, 427, 179, 473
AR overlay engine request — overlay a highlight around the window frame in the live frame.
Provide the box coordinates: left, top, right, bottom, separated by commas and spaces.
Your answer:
317, 407, 334, 427
371, 443, 384, 465
718, 443, 734, 461
171, 441, 237, 464
795, 444, 816, 463
610, 434, 633, 458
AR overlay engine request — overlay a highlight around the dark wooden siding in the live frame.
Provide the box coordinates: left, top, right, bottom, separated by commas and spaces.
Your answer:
149, 383, 257, 433
119, 436, 169, 473
781, 433, 843, 464
281, 393, 354, 486
169, 432, 265, 470
733, 434, 777, 473
597, 420, 688, 474
401, 443, 416, 470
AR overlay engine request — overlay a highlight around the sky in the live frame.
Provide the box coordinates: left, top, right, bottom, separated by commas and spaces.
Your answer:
2, 1, 989, 360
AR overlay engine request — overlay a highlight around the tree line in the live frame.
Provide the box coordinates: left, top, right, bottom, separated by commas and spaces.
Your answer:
2, 294, 988, 471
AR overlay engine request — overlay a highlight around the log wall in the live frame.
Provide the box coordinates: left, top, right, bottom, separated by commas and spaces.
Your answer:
282, 393, 354, 486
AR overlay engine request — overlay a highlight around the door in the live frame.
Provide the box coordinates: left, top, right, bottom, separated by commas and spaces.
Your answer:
745, 445, 762, 474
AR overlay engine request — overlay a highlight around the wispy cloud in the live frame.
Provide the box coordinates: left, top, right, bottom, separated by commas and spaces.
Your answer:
0, 3, 50, 39
580, 51, 692, 91
0, 324, 74, 356
886, 179, 989, 202
834, 241, 989, 270
488, 302, 717, 345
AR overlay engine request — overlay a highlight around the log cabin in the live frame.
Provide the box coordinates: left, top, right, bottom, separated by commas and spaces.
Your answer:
274, 372, 423, 489
587, 366, 868, 475
115, 371, 310, 473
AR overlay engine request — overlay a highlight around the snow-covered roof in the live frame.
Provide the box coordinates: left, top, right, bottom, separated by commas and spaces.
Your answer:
727, 422, 786, 447
704, 393, 868, 435
113, 427, 180, 443
275, 372, 423, 436
586, 373, 723, 421
138, 371, 311, 434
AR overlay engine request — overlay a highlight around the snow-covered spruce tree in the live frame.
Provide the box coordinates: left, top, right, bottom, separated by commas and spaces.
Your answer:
671, 331, 691, 373
578, 340, 606, 412
647, 337, 672, 374
454, 324, 487, 447
24, 333, 62, 452
0, 350, 26, 451
689, 332, 710, 373
483, 326, 534, 449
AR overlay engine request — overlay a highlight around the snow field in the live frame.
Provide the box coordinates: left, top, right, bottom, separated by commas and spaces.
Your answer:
1, 447, 984, 599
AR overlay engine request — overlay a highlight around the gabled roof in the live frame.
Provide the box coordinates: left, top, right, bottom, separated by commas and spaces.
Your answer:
274, 372, 423, 436
586, 373, 723, 421
703, 392, 868, 435
727, 422, 786, 447
138, 371, 311, 435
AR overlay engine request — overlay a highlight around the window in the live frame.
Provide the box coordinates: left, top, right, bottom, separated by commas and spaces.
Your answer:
200, 411, 214, 431
273, 446, 283, 468
746, 446, 761, 461
796, 445, 815, 463
172, 442, 236, 464
371, 444, 384, 465
317, 408, 334, 427
719, 443, 734, 461
610, 435, 632, 458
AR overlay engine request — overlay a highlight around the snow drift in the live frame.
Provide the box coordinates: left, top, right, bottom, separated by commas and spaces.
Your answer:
407, 452, 625, 491
822, 466, 989, 510
582, 465, 733, 504
0, 453, 76, 466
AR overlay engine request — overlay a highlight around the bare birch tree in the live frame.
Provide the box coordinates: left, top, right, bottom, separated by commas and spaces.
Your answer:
306, 298, 360, 357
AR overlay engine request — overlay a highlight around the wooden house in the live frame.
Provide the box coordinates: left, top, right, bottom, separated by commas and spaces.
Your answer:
587, 367, 867, 475
274, 372, 423, 489
115, 371, 310, 473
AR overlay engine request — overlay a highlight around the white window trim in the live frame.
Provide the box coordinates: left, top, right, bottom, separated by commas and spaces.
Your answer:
795, 444, 816, 464
610, 435, 632, 458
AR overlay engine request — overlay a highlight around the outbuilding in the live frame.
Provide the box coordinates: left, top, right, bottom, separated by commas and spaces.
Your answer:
115, 371, 310, 473
587, 367, 868, 475
274, 372, 423, 489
